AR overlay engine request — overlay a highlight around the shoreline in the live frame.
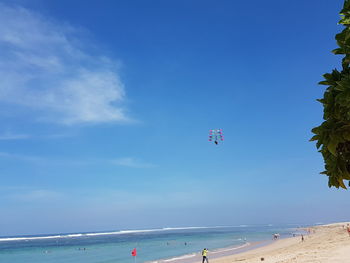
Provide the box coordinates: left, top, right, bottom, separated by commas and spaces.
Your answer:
148, 237, 288, 263
151, 222, 350, 263
209, 222, 350, 263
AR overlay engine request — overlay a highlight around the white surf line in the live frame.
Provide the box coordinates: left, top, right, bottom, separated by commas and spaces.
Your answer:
210, 243, 251, 254
0, 226, 235, 242
146, 243, 251, 263
163, 253, 197, 262
0, 235, 64, 242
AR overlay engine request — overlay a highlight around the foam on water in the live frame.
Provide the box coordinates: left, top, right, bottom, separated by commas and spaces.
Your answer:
210, 242, 250, 254
163, 253, 196, 262
0, 226, 231, 242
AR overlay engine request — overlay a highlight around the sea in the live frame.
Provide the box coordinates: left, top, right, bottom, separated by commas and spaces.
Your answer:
0, 224, 307, 263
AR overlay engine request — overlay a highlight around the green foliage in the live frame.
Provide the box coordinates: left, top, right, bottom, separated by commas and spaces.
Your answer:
311, 0, 350, 189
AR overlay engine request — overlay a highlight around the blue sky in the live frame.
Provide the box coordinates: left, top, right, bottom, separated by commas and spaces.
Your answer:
0, 0, 348, 236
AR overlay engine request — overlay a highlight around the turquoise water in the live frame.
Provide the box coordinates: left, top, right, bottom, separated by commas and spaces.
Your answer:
0, 225, 302, 263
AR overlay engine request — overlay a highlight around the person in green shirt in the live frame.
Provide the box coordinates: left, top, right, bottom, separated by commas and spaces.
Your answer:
201, 248, 209, 263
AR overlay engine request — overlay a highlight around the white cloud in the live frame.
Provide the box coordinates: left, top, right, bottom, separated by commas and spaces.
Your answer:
0, 3, 130, 124
0, 132, 30, 140
0, 151, 43, 163
111, 157, 156, 168
8, 189, 65, 202
0, 131, 75, 140
0, 151, 156, 168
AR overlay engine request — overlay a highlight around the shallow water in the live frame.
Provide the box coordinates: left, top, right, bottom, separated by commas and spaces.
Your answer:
0, 225, 304, 263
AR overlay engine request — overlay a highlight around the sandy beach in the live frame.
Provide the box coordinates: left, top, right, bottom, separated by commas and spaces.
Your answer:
207, 222, 350, 263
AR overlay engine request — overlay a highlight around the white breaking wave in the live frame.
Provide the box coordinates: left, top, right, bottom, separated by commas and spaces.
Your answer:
0, 235, 64, 242
162, 226, 215, 231
0, 226, 232, 242
147, 242, 250, 263
163, 253, 196, 262
210, 242, 251, 254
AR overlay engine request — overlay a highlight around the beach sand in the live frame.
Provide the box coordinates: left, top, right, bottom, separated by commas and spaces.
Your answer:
208, 222, 350, 263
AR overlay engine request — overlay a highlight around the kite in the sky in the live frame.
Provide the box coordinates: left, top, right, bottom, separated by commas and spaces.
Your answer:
209, 129, 224, 145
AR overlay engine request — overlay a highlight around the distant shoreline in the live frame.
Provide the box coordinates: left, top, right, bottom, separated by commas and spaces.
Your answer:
206, 222, 350, 263
150, 222, 350, 263
146, 233, 294, 263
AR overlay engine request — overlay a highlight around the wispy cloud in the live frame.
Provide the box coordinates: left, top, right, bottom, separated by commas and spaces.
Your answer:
0, 151, 156, 168
0, 132, 30, 140
0, 131, 76, 140
111, 157, 156, 168
0, 151, 92, 166
0, 151, 44, 163
7, 189, 65, 202
40, 133, 75, 139
0, 3, 131, 124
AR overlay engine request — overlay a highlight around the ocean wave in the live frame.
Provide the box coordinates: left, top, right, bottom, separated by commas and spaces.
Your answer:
0, 226, 232, 242
154, 243, 251, 263
145, 253, 197, 263
163, 253, 196, 262
210, 242, 251, 254
161, 226, 215, 231
0, 235, 63, 242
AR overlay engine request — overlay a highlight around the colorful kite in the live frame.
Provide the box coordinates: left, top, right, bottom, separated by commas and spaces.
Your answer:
209, 129, 224, 145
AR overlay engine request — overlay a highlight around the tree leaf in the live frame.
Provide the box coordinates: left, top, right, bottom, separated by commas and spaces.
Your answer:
311, 1, 350, 189
327, 139, 338, 156
338, 178, 347, 189
318, 81, 330, 85
309, 135, 319, 141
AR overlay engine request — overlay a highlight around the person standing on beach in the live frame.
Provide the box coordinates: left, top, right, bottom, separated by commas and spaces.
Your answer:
347, 224, 350, 237
202, 248, 209, 263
